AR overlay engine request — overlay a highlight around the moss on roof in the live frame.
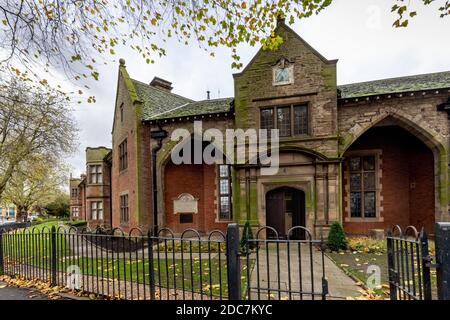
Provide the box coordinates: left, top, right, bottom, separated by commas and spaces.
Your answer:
132, 79, 193, 120
338, 71, 450, 99
131, 71, 450, 120
70, 179, 81, 188
86, 147, 112, 162
150, 98, 234, 120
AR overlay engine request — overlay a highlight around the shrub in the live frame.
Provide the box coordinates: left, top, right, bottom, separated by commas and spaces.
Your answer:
327, 222, 348, 252
240, 221, 256, 252
66, 220, 87, 227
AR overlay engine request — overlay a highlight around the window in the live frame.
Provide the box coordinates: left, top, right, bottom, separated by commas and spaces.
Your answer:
348, 156, 377, 218
72, 207, 79, 217
120, 104, 124, 123
7, 207, 14, 217
260, 104, 308, 137
260, 109, 274, 130
277, 107, 291, 137
293, 105, 308, 135
71, 188, 79, 198
218, 165, 232, 221
120, 194, 129, 223
90, 201, 103, 220
119, 139, 128, 171
89, 165, 102, 184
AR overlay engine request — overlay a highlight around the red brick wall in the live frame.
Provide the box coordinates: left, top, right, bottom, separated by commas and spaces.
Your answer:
111, 76, 139, 233
164, 161, 227, 234
343, 126, 435, 235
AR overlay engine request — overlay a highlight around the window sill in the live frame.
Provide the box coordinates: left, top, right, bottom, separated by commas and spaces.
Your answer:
215, 219, 233, 224
345, 217, 384, 223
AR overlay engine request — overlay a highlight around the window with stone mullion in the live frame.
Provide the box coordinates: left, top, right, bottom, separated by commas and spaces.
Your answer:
349, 156, 376, 218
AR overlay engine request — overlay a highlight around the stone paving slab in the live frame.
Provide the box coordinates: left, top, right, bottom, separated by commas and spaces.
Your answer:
246, 244, 361, 300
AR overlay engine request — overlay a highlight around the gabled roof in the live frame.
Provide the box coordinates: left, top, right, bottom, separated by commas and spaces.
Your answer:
132, 79, 194, 120
148, 97, 234, 120
338, 71, 450, 99
129, 78, 233, 121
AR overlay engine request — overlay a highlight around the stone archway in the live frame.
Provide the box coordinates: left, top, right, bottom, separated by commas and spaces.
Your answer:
341, 112, 448, 230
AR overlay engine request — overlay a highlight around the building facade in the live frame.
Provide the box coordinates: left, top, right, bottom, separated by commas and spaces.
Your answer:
70, 147, 112, 228
71, 21, 450, 237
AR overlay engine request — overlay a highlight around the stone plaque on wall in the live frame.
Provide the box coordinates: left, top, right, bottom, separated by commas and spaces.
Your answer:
173, 193, 198, 214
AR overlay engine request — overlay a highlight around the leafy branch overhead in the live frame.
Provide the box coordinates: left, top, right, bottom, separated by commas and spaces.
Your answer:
0, 0, 448, 97
392, 0, 449, 27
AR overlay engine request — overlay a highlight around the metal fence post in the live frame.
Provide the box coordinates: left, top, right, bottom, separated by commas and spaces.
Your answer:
386, 231, 397, 300
419, 229, 432, 300
435, 222, 450, 300
147, 230, 156, 300
51, 226, 57, 286
0, 230, 4, 275
226, 223, 241, 300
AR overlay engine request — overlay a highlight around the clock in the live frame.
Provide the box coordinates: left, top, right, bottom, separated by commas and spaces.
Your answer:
275, 67, 290, 83
272, 58, 294, 86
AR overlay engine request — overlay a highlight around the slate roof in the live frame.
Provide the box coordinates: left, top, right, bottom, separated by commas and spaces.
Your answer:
151, 98, 234, 120
338, 71, 450, 99
132, 79, 193, 120
132, 79, 233, 121
132, 71, 450, 121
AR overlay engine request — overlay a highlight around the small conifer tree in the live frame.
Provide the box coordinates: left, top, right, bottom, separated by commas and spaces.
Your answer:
327, 222, 348, 252
240, 221, 256, 252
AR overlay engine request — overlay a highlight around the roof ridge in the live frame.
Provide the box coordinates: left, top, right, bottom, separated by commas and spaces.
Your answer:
338, 70, 450, 87
131, 78, 194, 102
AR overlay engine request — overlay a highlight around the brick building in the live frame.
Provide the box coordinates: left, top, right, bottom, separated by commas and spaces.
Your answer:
70, 20, 450, 237
70, 147, 112, 228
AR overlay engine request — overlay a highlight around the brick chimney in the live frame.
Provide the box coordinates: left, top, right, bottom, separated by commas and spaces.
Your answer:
150, 77, 173, 92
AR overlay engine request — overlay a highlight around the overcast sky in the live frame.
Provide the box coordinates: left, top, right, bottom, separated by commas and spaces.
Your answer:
68, 0, 450, 177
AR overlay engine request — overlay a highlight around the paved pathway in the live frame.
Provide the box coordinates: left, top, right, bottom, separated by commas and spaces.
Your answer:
246, 244, 361, 300
0, 281, 49, 300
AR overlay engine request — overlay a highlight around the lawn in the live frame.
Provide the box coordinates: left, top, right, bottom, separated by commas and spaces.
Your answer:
328, 237, 438, 299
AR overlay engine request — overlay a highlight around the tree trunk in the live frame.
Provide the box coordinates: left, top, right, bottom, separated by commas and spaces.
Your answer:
15, 205, 28, 223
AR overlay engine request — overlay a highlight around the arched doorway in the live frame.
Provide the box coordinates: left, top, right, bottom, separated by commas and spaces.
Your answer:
266, 187, 306, 239
342, 122, 436, 235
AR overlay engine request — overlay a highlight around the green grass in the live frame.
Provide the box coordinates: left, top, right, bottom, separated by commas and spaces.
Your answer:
2, 229, 251, 297
328, 248, 438, 298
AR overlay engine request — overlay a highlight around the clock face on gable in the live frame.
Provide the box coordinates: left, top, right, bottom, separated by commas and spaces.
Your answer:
275, 67, 290, 83
272, 61, 294, 86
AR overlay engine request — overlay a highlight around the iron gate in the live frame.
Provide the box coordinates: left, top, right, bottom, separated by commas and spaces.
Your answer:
386, 225, 432, 300
240, 225, 328, 300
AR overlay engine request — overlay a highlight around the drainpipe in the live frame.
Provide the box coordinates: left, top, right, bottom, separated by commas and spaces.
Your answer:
150, 123, 168, 235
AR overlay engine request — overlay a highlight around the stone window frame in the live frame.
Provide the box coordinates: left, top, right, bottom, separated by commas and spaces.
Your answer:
119, 103, 124, 123
88, 163, 103, 185
217, 164, 232, 222
120, 192, 129, 225
119, 138, 128, 172
71, 187, 79, 198
71, 206, 80, 217
344, 149, 384, 223
89, 200, 104, 221
258, 103, 310, 138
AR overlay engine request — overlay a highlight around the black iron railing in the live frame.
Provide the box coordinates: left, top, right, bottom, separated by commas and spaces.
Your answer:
242, 226, 328, 300
387, 225, 432, 300
0, 223, 329, 300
